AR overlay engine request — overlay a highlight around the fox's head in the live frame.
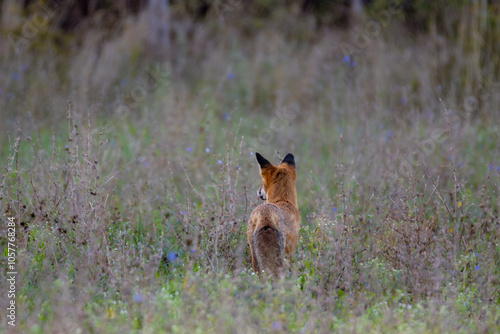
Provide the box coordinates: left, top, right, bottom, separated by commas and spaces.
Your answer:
255, 152, 297, 205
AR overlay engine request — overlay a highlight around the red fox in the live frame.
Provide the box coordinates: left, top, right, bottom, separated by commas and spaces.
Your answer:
247, 152, 300, 281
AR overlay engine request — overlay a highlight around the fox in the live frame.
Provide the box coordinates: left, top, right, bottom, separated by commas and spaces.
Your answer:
247, 152, 300, 281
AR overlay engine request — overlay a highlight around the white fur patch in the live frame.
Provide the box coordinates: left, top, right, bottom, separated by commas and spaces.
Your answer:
258, 188, 267, 200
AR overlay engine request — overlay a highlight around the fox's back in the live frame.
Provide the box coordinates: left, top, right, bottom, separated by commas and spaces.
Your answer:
247, 203, 285, 241
248, 202, 299, 257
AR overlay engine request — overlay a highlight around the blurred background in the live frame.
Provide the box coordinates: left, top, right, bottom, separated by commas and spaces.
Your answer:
2, 0, 499, 121
1, 0, 499, 191
1, 1, 500, 332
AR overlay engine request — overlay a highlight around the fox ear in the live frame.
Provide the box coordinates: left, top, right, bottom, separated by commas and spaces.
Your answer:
255, 152, 272, 169
281, 153, 295, 166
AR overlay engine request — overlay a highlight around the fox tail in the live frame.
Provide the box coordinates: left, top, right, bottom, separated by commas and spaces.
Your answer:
252, 225, 285, 280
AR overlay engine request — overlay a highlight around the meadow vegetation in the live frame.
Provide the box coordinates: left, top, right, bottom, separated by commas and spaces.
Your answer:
1, 1, 500, 332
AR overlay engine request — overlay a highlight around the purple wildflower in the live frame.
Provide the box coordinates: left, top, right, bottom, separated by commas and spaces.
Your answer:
133, 293, 143, 303
167, 252, 178, 261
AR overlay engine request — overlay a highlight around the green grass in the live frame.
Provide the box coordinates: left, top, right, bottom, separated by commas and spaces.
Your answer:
1, 4, 500, 333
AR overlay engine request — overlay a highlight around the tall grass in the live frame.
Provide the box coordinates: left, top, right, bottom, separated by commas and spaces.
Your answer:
1, 3, 500, 332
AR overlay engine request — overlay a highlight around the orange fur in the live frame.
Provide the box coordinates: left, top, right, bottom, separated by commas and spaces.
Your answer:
247, 153, 300, 281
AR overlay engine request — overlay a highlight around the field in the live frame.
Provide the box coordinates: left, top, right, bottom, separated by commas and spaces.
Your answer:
1, 1, 500, 333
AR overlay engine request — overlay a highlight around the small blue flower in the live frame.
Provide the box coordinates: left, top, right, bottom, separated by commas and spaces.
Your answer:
458, 163, 463, 168
343, 55, 356, 67
190, 249, 196, 253
181, 211, 185, 215
205, 147, 211, 153
222, 112, 231, 121
475, 253, 479, 257
13, 72, 20, 81
333, 207, 338, 212
497, 166, 500, 172
133, 293, 143, 303
167, 252, 178, 261
475, 265, 480, 271
143, 160, 148, 167
227, 73, 235, 80
235, 166, 239, 169
187, 147, 192, 152
386, 131, 393, 141
217, 160, 223, 165
250, 152, 254, 156
120, 78, 128, 87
